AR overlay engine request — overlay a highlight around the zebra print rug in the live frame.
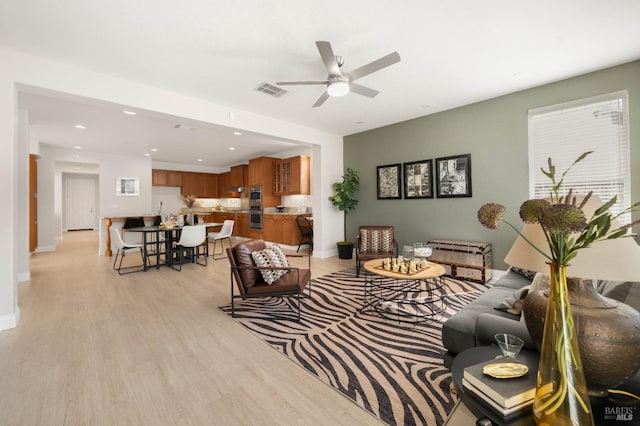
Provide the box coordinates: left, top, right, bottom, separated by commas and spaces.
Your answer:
221, 267, 488, 426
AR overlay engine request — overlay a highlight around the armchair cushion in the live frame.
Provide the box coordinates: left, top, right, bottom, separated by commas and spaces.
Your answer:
235, 239, 267, 288
252, 245, 290, 284
358, 227, 395, 253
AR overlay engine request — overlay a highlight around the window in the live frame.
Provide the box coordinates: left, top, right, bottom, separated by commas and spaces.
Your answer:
528, 90, 631, 224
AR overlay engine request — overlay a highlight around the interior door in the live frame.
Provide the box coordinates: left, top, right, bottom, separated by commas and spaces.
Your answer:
65, 175, 97, 230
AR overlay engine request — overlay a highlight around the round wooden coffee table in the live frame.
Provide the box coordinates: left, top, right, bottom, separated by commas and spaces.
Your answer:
362, 258, 446, 323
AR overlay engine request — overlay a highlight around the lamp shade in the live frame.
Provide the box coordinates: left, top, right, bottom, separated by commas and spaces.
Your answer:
504, 195, 640, 281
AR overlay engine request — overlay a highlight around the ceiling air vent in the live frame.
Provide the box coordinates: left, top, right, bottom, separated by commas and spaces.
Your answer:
255, 82, 287, 98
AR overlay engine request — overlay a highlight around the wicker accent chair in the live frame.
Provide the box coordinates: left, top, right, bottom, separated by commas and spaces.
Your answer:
226, 239, 312, 320
355, 225, 398, 277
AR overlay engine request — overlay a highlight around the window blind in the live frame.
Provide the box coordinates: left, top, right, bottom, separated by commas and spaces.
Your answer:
528, 90, 631, 224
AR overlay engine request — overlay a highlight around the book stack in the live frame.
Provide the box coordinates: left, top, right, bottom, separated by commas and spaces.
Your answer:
462, 356, 536, 417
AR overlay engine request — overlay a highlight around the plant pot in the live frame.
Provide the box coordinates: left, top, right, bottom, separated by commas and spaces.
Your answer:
337, 242, 354, 259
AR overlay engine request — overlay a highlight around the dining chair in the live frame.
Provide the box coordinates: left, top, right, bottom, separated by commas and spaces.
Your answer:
122, 216, 146, 244
208, 219, 234, 260
172, 225, 208, 270
295, 215, 313, 253
110, 226, 146, 274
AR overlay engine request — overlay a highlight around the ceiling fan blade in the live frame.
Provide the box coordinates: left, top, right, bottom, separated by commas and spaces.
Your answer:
312, 91, 330, 108
349, 83, 379, 98
276, 81, 328, 86
316, 41, 342, 76
348, 51, 401, 81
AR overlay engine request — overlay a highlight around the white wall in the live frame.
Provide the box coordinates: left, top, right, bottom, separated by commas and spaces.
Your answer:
0, 46, 344, 331
37, 145, 153, 252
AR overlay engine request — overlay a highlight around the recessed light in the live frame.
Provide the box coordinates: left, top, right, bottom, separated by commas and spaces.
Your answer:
144, 153, 151, 157
151, 148, 158, 152
123, 110, 137, 115
197, 158, 203, 162
74, 124, 86, 129
229, 147, 236, 151
233, 131, 242, 136
73, 146, 82, 150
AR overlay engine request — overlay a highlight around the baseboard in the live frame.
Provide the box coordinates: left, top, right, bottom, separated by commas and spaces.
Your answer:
0, 307, 20, 331
35, 245, 56, 253
17, 271, 30, 283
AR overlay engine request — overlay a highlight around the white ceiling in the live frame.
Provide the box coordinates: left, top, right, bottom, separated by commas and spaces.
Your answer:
2, 0, 640, 168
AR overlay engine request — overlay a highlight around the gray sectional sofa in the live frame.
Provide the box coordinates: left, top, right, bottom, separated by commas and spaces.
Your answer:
441, 269, 533, 368
442, 268, 640, 369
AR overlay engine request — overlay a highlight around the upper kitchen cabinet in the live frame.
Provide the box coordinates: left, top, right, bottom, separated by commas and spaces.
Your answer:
181, 171, 217, 197
204, 173, 218, 198
218, 172, 231, 197
152, 169, 183, 187
249, 156, 281, 207
274, 155, 310, 195
181, 172, 196, 196
229, 164, 248, 188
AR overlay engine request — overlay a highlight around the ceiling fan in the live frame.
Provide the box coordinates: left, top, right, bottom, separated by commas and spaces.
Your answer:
276, 41, 401, 108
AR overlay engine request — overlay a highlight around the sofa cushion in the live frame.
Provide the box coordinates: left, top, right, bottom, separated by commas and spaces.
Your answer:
509, 266, 538, 281
494, 286, 530, 315
235, 239, 267, 288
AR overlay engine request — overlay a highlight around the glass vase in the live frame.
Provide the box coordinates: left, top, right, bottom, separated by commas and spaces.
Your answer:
532, 263, 593, 425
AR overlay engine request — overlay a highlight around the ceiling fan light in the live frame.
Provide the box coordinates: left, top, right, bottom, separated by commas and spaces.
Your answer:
327, 80, 350, 97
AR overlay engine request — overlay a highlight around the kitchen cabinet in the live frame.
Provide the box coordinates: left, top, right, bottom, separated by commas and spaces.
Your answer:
205, 173, 218, 198
218, 172, 231, 197
248, 156, 281, 207
230, 164, 247, 188
236, 213, 249, 237
274, 156, 310, 195
152, 169, 183, 187
262, 214, 307, 246
181, 172, 196, 196
181, 172, 218, 197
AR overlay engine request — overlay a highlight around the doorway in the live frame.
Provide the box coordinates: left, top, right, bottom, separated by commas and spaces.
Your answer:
64, 174, 98, 230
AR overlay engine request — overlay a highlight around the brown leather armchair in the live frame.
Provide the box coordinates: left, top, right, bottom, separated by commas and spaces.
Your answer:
355, 226, 397, 277
226, 239, 312, 320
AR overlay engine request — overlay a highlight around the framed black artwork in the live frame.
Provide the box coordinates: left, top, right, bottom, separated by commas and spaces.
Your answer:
376, 163, 402, 199
435, 154, 472, 198
403, 159, 433, 199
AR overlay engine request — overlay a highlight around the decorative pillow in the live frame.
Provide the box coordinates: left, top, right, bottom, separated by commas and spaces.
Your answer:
495, 285, 531, 315
251, 245, 290, 285
509, 266, 538, 281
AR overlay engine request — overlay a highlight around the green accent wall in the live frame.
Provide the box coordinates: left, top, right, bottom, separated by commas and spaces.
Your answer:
344, 60, 640, 270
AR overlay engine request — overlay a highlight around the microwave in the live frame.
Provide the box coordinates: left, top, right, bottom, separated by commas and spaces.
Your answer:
249, 187, 262, 204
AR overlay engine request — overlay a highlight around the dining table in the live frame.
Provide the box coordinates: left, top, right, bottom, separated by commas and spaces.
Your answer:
127, 223, 223, 270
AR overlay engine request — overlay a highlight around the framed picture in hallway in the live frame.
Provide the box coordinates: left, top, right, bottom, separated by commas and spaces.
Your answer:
435, 154, 472, 198
376, 164, 402, 199
116, 176, 140, 196
403, 159, 433, 199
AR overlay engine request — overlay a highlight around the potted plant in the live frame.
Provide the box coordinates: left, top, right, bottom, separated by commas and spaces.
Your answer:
328, 168, 360, 259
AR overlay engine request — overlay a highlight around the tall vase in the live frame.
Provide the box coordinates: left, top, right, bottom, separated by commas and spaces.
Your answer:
532, 263, 593, 425
186, 210, 194, 226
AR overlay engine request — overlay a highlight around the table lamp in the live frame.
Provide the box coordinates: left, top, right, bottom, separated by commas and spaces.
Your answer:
504, 195, 640, 395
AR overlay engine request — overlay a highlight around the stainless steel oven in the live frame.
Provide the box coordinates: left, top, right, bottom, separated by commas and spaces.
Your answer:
249, 206, 263, 230
249, 187, 262, 205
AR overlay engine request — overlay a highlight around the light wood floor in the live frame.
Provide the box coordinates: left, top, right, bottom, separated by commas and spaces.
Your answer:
0, 231, 383, 425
